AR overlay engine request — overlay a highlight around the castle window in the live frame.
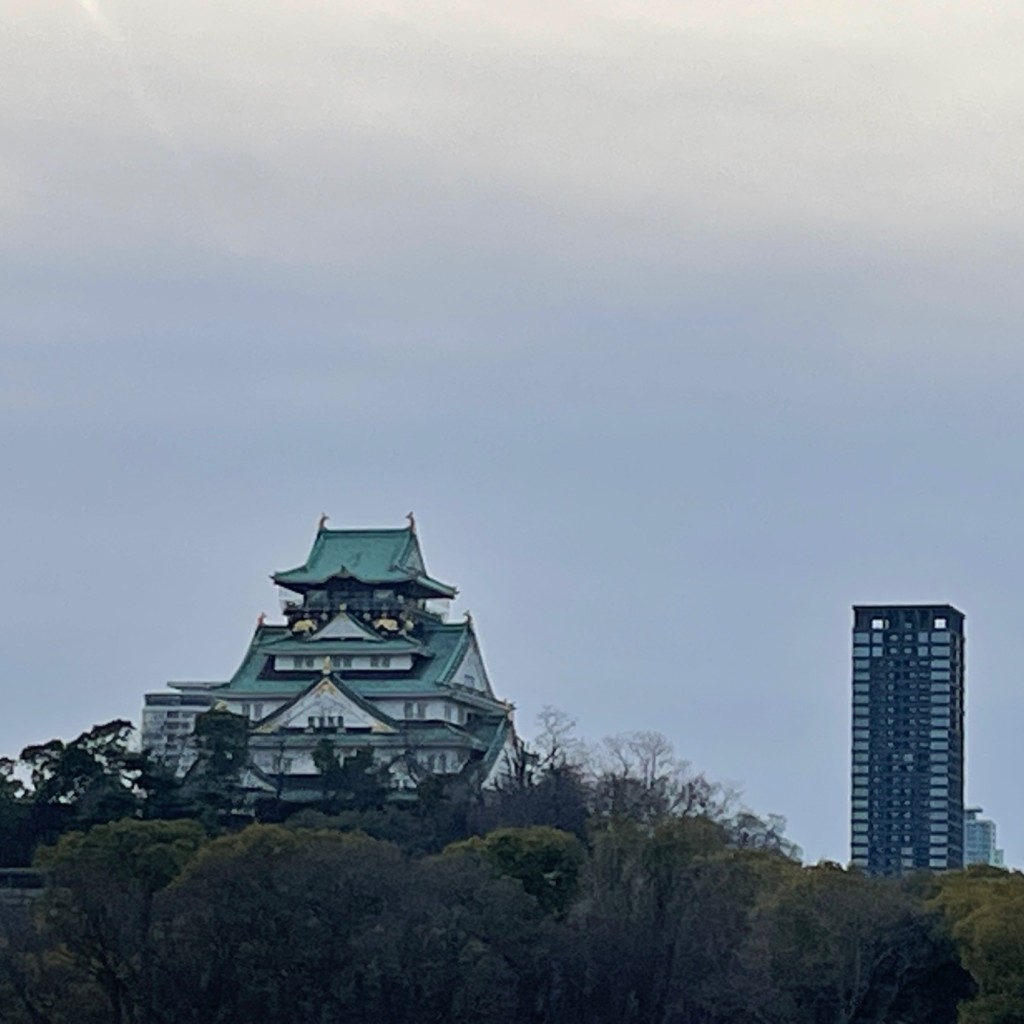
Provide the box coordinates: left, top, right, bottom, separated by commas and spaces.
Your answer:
438, 752, 447, 772
404, 702, 414, 718
341, 656, 352, 667
253, 703, 263, 720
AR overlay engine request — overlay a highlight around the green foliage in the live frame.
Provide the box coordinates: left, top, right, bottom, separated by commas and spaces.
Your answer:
445, 826, 585, 915
35, 817, 206, 892
558, 815, 779, 1023
0, 813, 992, 1024
10, 820, 208, 1024
748, 863, 967, 1024
0, 713, 1007, 1024
19, 720, 142, 840
181, 708, 251, 828
0, 757, 32, 866
191, 707, 249, 780
149, 824, 548, 1024
934, 867, 1024, 1023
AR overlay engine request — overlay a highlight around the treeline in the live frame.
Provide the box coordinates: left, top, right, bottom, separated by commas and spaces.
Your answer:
0, 712, 1020, 1023
0, 709, 793, 865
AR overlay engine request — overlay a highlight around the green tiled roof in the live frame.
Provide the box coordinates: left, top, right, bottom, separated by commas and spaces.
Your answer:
400, 722, 490, 751
261, 635, 425, 657
477, 716, 513, 777
204, 619, 504, 710
273, 527, 456, 597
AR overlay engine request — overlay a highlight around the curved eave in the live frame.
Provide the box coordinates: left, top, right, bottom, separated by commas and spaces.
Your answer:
260, 637, 429, 656
272, 570, 456, 599
412, 575, 457, 599
479, 717, 514, 780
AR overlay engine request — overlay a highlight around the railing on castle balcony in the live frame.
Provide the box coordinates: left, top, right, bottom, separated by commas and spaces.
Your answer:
278, 589, 449, 621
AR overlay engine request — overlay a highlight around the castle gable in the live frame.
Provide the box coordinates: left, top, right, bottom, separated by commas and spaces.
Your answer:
256, 677, 398, 735
307, 612, 382, 642
446, 634, 494, 696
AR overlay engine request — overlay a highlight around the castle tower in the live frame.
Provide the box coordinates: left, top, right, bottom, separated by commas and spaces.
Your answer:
142, 518, 516, 799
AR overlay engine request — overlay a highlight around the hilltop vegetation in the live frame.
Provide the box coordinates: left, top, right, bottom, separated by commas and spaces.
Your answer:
0, 711, 1019, 1023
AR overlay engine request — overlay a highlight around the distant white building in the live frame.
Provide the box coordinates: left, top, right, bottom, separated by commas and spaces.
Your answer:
964, 806, 1004, 866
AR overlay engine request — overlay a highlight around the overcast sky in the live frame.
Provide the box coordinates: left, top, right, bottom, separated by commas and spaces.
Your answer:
3, 0, 1024, 863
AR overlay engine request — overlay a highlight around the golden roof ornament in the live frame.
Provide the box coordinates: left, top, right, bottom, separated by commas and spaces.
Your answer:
257, 612, 266, 627
406, 510, 416, 532
318, 512, 329, 530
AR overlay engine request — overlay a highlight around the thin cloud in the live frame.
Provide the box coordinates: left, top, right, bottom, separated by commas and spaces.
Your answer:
7, 2, 1024, 252
74, 0, 124, 43
71, 0, 189, 168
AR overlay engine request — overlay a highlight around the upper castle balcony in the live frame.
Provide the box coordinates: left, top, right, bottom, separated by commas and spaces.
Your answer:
278, 587, 450, 622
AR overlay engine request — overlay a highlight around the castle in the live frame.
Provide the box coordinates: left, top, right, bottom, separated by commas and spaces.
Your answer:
141, 516, 516, 800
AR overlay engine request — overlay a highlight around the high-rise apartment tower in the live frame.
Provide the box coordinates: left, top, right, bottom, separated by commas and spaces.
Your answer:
851, 604, 965, 875
964, 807, 1004, 867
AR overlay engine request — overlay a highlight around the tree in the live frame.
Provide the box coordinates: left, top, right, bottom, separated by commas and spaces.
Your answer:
0, 757, 32, 867
311, 737, 345, 806
933, 867, 1024, 1024
743, 863, 969, 1024
728, 810, 803, 861
18, 721, 142, 851
182, 708, 249, 826
445, 826, 585, 916
553, 814, 768, 1024
588, 730, 733, 823
150, 825, 550, 1024
21, 819, 206, 1024
0, 898, 111, 1024
475, 709, 590, 837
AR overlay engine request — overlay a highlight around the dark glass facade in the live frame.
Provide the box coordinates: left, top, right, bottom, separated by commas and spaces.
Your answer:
850, 604, 965, 876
